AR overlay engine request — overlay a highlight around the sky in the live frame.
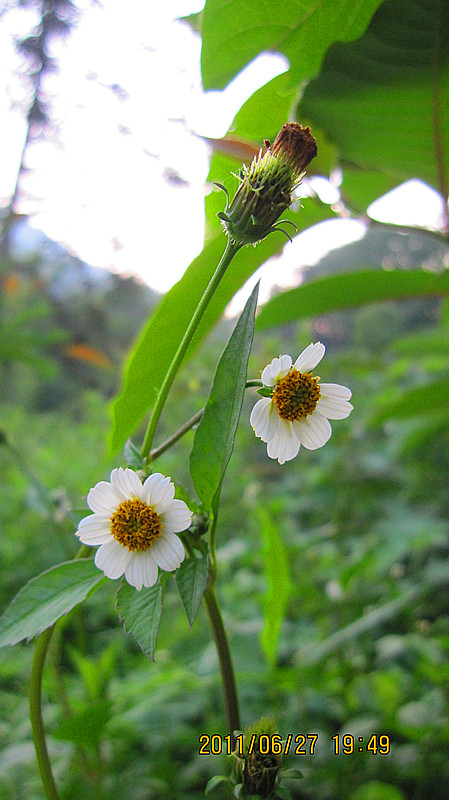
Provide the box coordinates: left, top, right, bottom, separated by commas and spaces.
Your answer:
1, 0, 447, 304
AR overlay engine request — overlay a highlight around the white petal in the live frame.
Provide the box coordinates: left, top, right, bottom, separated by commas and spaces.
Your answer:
125, 552, 158, 590
95, 540, 132, 580
320, 382, 352, 401
110, 467, 143, 500
87, 481, 121, 515
143, 473, 175, 512
261, 354, 292, 386
294, 412, 332, 450
316, 396, 353, 420
161, 500, 192, 533
77, 515, 111, 545
250, 397, 272, 440
151, 532, 185, 571
267, 418, 300, 464
294, 342, 325, 372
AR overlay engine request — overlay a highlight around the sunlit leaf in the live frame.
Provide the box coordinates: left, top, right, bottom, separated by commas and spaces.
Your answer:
190, 283, 259, 508
0, 560, 105, 648
256, 269, 449, 330
176, 555, 209, 627
116, 580, 162, 661
201, 0, 384, 90
300, 0, 449, 193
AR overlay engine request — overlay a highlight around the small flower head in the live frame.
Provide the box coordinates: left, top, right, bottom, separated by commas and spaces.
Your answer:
234, 717, 282, 798
217, 122, 317, 246
250, 343, 353, 464
76, 468, 192, 590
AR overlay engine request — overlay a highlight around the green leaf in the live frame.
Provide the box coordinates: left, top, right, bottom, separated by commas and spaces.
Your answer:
52, 699, 112, 748
124, 438, 147, 471
205, 775, 232, 795
115, 580, 162, 661
256, 269, 449, 330
110, 200, 329, 454
0, 559, 105, 649
300, 0, 449, 192
372, 377, 449, 424
176, 555, 209, 627
259, 509, 292, 666
190, 282, 259, 508
201, 0, 384, 90
349, 782, 406, 800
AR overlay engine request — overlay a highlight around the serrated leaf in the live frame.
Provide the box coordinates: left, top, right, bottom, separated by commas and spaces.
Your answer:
201, 0, 384, 90
259, 509, 292, 667
256, 269, 449, 330
116, 581, 162, 660
176, 555, 209, 627
190, 282, 259, 508
0, 560, 105, 649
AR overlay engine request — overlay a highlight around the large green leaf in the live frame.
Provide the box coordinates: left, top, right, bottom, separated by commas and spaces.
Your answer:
110, 201, 329, 454
300, 0, 449, 193
115, 580, 162, 661
201, 0, 384, 90
256, 268, 449, 330
0, 559, 105, 648
190, 282, 259, 508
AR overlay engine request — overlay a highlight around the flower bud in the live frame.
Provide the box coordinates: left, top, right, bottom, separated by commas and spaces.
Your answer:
233, 717, 283, 797
217, 123, 317, 247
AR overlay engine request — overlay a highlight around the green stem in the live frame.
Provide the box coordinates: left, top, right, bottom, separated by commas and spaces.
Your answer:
29, 626, 60, 800
29, 545, 90, 800
203, 585, 241, 737
148, 408, 204, 462
141, 238, 242, 459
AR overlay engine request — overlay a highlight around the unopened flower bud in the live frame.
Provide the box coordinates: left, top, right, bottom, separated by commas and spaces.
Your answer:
233, 717, 283, 797
217, 123, 317, 247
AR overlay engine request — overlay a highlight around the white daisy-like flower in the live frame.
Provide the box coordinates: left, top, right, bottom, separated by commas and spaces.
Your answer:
76, 468, 192, 590
250, 342, 353, 465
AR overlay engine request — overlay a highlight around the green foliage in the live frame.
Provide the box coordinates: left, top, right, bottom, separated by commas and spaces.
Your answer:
259, 509, 292, 667
176, 555, 209, 627
115, 580, 163, 661
191, 283, 259, 508
256, 268, 449, 329
201, 0, 385, 90
0, 560, 105, 648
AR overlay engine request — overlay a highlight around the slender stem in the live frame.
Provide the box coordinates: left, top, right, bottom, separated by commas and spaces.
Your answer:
203, 586, 241, 737
29, 545, 90, 800
29, 626, 60, 800
148, 408, 204, 462
141, 238, 242, 458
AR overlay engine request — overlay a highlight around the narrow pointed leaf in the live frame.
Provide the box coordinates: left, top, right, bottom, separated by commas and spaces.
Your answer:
256, 269, 449, 330
110, 200, 329, 455
0, 559, 105, 648
259, 509, 292, 666
176, 554, 209, 627
190, 282, 259, 508
116, 581, 162, 661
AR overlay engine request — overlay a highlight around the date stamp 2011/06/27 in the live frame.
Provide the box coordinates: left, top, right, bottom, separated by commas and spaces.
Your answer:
199, 733, 391, 757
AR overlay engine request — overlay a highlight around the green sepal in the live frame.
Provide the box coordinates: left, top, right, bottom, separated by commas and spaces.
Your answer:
257, 387, 273, 398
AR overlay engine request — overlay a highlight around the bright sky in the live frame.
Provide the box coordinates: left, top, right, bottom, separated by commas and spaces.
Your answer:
1, 0, 447, 301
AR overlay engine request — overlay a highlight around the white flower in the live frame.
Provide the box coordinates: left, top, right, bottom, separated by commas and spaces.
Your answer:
250, 342, 353, 465
76, 468, 192, 590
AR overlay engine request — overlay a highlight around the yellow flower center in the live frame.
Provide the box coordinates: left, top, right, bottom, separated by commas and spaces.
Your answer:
110, 498, 162, 552
272, 368, 321, 422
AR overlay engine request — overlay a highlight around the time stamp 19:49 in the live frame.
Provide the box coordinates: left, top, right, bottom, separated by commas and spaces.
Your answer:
199, 733, 391, 757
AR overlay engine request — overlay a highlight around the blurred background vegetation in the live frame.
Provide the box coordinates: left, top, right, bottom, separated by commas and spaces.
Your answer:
1, 0, 449, 799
